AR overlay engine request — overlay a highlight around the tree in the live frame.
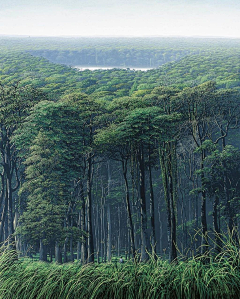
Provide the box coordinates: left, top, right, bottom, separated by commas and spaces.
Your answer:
203, 145, 240, 251
0, 83, 45, 248
148, 86, 182, 262
15, 100, 84, 261
61, 93, 103, 263
176, 82, 240, 255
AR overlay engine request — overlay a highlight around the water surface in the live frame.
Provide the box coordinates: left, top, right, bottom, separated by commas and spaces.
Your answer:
74, 66, 154, 71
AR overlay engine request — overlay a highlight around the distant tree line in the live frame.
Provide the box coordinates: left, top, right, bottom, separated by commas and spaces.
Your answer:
28, 48, 191, 68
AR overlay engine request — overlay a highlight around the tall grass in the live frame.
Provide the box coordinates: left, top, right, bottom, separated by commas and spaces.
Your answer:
0, 239, 240, 299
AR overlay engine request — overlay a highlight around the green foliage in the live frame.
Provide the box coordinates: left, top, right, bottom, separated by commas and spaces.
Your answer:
1, 241, 240, 298
203, 146, 240, 204
1, 38, 240, 271
15, 99, 86, 246
194, 140, 216, 154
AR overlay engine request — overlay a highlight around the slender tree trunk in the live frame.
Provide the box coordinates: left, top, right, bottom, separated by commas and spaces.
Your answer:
200, 150, 208, 255
7, 174, 14, 246
39, 238, 47, 262
118, 205, 121, 258
0, 194, 7, 244
49, 247, 53, 262
13, 210, 20, 252
63, 237, 68, 263
100, 202, 104, 263
77, 241, 81, 261
221, 134, 235, 237
77, 210, 81, 260
169, 171, 177, 262
193, 182, 200, 255
107, 203, 111, 262
138, 145, 151, 262
70, 236, 74, 262
213, 195, 222, 254
87, 154, 94, 263
103, 207, 107, 263
122, 160, 136, 259
80, 181, 87, 264
158, 203, 163, 255
95, 204, 100, 264
69, 209, 74, 262
149, 164, 156, 257
159, 142, 178, 262
4, 140, 15, 249
55, 241, 62, 263
107, 162, 112, 262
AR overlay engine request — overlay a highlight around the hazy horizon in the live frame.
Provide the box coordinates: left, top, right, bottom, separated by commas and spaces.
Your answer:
1, 34, 240, 40
1, 0, 240, 39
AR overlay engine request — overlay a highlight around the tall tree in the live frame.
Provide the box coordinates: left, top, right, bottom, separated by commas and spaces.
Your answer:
148, 86, 182, 262
176, 82, 240, 255
61, 93, 102, 263
0, 84, 45, 248
15, 100, 84, 261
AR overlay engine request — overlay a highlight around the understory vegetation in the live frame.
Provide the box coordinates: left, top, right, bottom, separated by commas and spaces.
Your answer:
1, 236, 240, 299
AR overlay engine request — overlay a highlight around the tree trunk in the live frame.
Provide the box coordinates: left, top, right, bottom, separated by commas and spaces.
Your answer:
200, 151, 208, 255
138, 146, 151, 262
95, 204, 100, 264
7, 174, 14, 247
213, 195, 221, 254
79, 181, 87, 264
159, 142, 178, 262
77, 241, 81, 261
169, 172, 177, 262
39, 238, 47, 262
63, 238, 68, 263
107, 203, 111, 262
87, 154, 94, 263
107, 162, 112, 262
55, 241, 62, 263
149, 164, 156, 257
4, 140, 15, 249
69, 236, 74, 262
0, 194, 7, 244
158, 203, 163, 255
122, 160, 136, 259
100, 203, 104, 263
118, 205, 121, 258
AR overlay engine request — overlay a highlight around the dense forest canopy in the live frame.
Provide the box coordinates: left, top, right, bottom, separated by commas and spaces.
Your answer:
0, 37, 240, 267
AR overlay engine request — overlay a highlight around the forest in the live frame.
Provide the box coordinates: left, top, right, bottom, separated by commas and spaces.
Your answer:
0, 36, 240, 298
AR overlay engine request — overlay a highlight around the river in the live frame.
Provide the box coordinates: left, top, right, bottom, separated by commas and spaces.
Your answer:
74, 66, 154, 71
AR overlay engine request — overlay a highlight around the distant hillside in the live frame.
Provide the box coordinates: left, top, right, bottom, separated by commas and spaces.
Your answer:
0, 38, 239, 100
1, 36, 240, 68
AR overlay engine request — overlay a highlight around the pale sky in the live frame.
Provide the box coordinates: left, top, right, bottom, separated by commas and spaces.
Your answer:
0, 0, 240, 38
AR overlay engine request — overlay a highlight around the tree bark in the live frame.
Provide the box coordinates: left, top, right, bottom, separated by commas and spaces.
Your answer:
55, 241, 62, 264
87, 153, 94, 263
138, 145, 151, 262
200, 150, 208, 255
122, 160, 136, 259
79, 181, 87, 264
159, 142, 178, 262
149, 164, 156, 257
39, 238, 47, 262
107, 203, 111, 262
213, 195, 221, 254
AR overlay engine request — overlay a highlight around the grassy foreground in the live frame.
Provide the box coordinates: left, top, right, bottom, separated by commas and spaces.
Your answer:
0, 247, 240, 298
